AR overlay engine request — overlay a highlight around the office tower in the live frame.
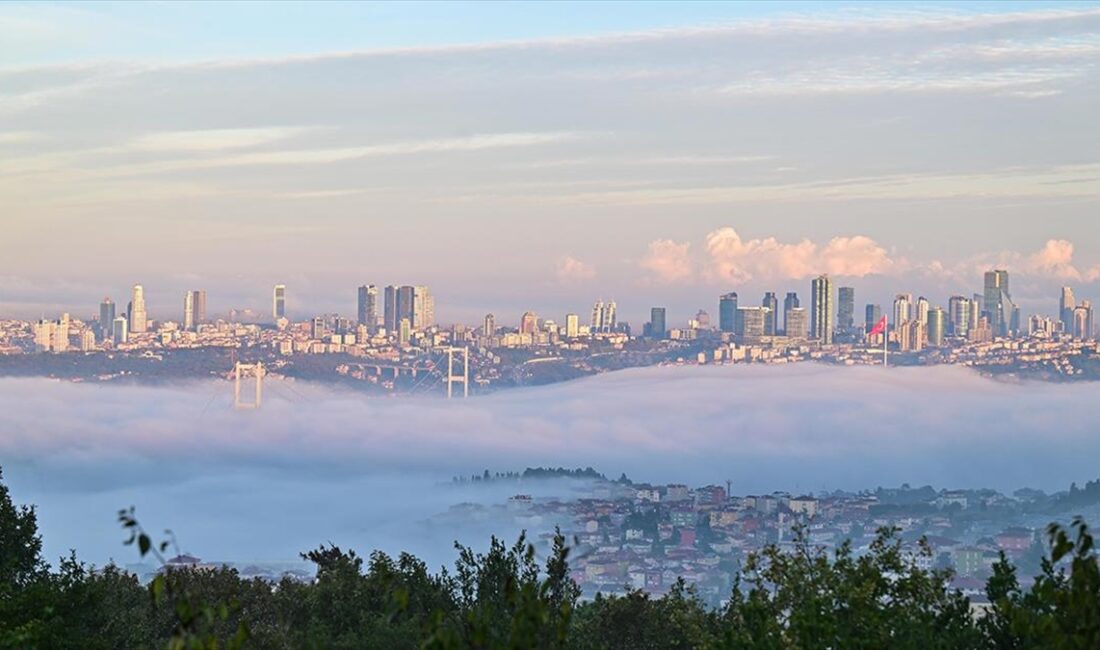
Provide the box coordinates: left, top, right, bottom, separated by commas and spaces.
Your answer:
80, 330, 96, 352
810, 275, 834, 344
273, 285, 286, 320
183, 291, 195, 331
784, 292, 800, 334
192, 290, 206, 326
590, 300, 616, 332
483, 313, 495, 337
786, 307, 808, 340
1073, 301, 1095, 340
520, 311, 538, 335
357, 285, 378, 330
865, 304, 882, 333
590, 301, 605, 331
948, 296, 971, 337
398, 318, 411, 345
983, 270, 1015, 337
55, 314, 69, 353
112, 316, 128, 344
33, 319, 53, 352
738, 307, 766, 339
392, 286, 414, 328
410, 285, 434, 330
927, 307, 946, 346
893, 293, 912, 327
718, 293, 738, 333
99, 298, 115, 339
1060, 287, 1076, 333
837, 287, 855, 334
970, 293, 982, 333
384, 285, 398, 331
915, 296, 929, 326
565, 313, 579, 338
762, 292, 778, 336
128, 284, 147, 333
650, 307, 667, 339
310, 317, 325, 340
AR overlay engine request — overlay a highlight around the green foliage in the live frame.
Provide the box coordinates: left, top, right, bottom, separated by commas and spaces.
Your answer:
4, 467, 1100, 649
982, 517, 1100, 649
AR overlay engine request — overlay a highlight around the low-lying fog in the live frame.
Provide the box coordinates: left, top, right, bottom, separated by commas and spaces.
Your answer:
2, 364, 1098, 567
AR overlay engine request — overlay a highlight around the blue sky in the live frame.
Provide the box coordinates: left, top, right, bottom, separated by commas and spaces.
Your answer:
1, 1, 1099, 324
5, 1, 1093, 65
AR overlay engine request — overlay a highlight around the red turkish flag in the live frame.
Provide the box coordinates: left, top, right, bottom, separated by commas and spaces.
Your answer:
869, 316, 887, 337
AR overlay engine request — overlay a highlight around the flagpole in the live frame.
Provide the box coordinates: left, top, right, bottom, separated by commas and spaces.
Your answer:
884, 320, 889, 368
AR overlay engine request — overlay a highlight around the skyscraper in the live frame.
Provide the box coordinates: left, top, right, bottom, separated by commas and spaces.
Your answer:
1073, 301, 1094, 340
783, 292, 800, 335
893, 293, 912, 327
865, 304, 882, 333
112, 316, 128, 344
395, 286, 414, 329
128, 284, 147, 333
1060, 287, 1076, 334
738, 307, 767, 339
718, 293, 738, 333
948, 296, 972, 337
357, 285, 378, 330
590, 300, 616, 332
99, 298, 115, 340
411, 285, 434, 330
183, 291, 195, 331
786, 307, 808, 340
762, 292, 778, 336
192, 290, 206, 326
591, 301, 604, 331
927, 307, 946, 347
810, 275, 834, 344
650, 307, 667, 339
983, 270, 1014, 337
483, 313, 495, 337
520, 311, 538, 335
915, 296, 929, 326
384, 285, 398, 332
310, 316, 326, 340
837, 287, 855, 335
565, 313, 579, 338
273, 285, 286, 320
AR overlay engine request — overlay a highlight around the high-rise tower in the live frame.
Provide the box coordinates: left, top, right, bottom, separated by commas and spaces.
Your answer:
273, 285, 286, 320
837, 287, 855, 336
1060, 287, 1076, 334
810, 275, 834, 344
128, 284, 147, 333
357, 285, 378, 330
718, 293, 738, 333
762, 292, 778, 336
983, 270, 1014, 337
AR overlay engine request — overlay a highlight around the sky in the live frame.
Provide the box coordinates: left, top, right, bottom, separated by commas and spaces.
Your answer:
1, 1, 1099, 325
4, 363, 1100, 565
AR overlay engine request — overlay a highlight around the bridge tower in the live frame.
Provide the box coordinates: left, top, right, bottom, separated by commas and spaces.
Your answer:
234, 361, 264, 409
445, 346, 469, 399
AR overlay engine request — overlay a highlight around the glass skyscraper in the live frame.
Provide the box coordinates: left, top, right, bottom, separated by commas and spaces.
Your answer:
718, 293, 738, 333
273, 284, 286, 320
762, 292, 778, 336
810, 275, 834, 344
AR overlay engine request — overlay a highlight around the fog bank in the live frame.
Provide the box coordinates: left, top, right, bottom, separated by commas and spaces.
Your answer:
2, 364, 1097, 565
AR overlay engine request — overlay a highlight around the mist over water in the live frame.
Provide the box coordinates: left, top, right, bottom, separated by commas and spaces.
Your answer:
2, 364, 1098, 566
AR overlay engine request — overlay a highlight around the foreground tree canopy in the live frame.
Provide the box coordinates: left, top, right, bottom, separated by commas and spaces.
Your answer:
3, 467, 1100, 649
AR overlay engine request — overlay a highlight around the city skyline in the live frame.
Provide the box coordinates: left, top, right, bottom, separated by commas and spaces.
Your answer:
2, 3, 1099, 322
12, 272, 1096, 344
